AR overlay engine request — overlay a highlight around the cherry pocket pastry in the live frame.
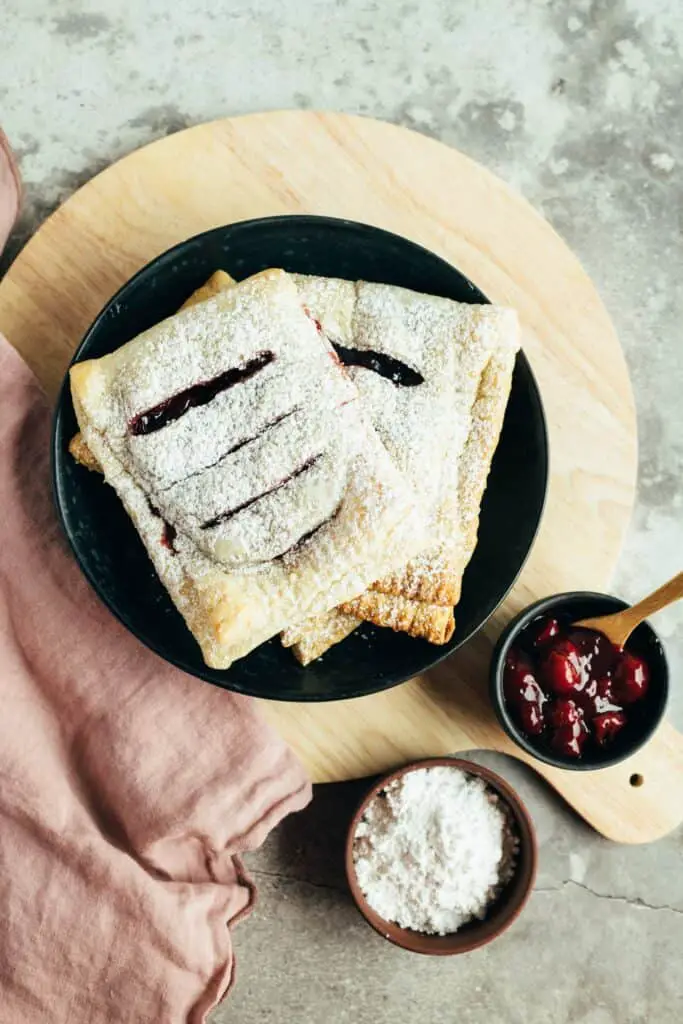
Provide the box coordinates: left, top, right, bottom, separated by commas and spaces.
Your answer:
283, 275, 519, 663
70, 269, 427, 670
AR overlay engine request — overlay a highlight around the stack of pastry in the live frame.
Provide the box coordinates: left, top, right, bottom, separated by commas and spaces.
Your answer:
70, 267, 518, 669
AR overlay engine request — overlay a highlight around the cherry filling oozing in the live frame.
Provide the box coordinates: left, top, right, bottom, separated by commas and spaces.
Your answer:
302, 305, 424, 387
503, 614, 651, 759
162, 522, 177, 551
147, 500, 177, 553
303, 306, 324, 334
200, 454, 322, 531
129, 351, 275, 436
331, 342, 424, 387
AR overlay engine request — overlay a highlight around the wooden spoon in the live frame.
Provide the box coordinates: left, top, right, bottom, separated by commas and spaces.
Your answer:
574, 571, 683, 647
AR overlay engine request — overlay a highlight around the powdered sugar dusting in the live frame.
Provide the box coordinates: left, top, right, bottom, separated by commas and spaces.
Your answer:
353, 766, 517, 935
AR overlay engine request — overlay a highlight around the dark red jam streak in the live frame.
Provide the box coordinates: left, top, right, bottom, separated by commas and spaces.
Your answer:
147, 500, 177, 554
276, 499, 343, 562
303, 307, 323, 334
331, 342, 424, 387
162, 522, 177, 552
200, 454, 322, 530
303, 304, 424, 387
129, 351, 275, 436
223, 408, 298, 460
173, 408, 301, 488
277, 522, 325, 561
503, 615, 650, 758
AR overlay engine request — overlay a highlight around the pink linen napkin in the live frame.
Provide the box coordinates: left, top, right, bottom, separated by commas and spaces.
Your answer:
0, 133, 311, 1023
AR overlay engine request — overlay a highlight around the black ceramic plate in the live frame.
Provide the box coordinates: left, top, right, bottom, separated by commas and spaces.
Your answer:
52, 216, 548, 702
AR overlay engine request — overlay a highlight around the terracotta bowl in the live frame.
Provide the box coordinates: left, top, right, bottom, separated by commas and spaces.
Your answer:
345, 756, 537, 955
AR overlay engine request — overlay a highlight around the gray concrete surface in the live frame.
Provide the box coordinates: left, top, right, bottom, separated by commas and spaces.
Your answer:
2, 1, 682, 1021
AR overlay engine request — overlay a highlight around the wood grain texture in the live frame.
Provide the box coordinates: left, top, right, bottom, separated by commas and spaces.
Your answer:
0, 110, 678, 842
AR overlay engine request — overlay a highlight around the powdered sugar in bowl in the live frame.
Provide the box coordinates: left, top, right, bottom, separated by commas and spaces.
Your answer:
345, 757, 537, 955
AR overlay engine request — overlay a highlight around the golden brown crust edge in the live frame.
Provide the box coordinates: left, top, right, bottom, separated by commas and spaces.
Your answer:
68, 431, 103, 472
339, 591, 455, 644
281, 610, 361, 665
365, 563, 460, 606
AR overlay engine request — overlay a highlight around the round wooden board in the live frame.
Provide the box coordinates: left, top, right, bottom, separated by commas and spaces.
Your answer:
1, 111, 681, 843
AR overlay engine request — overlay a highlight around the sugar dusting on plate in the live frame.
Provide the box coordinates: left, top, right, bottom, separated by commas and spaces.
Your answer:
353, 766, 518, 935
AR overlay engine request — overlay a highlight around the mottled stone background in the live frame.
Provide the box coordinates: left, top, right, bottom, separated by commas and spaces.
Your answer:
2, 1, 682, 1021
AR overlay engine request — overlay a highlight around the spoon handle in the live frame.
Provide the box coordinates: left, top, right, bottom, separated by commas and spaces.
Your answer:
621, 571, 683, 635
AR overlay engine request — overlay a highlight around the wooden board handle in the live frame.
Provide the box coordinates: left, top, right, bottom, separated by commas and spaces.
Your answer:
496, 722, 683, 844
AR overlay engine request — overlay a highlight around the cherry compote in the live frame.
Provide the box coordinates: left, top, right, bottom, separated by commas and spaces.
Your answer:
502, 614, 651, 759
